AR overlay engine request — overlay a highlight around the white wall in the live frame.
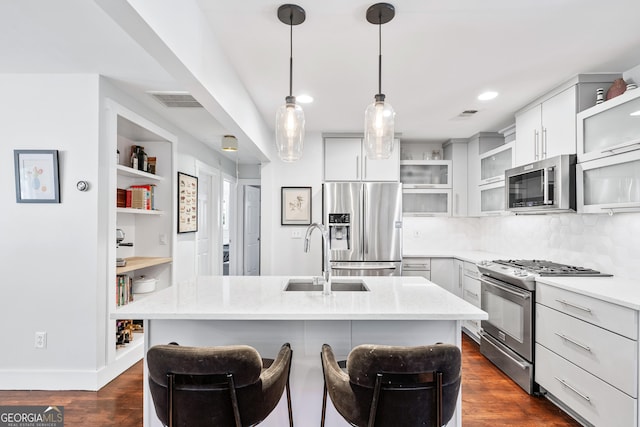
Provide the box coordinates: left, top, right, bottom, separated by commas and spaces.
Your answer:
0, 74, 236, 390
261, 132, 324, 276
0, 74, 102, 388
403, 217, 480, 254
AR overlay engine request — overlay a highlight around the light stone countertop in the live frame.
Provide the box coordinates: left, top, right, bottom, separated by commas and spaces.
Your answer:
402, 250, 511, 264
402, 250, 640, 311
536, 275, 640, 311
111, 275, 488, 321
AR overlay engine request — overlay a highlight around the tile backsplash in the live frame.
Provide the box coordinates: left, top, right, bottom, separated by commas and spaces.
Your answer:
404, 213, 640, 279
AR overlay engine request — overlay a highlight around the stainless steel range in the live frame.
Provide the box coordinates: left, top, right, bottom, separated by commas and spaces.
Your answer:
476, 259, 611, 394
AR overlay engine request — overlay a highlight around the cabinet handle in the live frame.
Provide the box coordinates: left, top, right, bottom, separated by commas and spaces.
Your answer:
600, 205, 640, 216
555, 299, 592, 313
458, 265, 463, 288
601, 138, 640, 154
465, 290, 479, 298
534, 130, 539, 160
542, 127, 548, 159
356, 155, 360, 179
412, 184, 437, 188
404, 264, 428, 269
554, 377, 591, 402
554, 333, 591, 352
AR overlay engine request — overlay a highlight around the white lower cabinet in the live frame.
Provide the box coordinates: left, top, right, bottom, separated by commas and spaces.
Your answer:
401, 257, 431, 280
535, 283, 638, 426
461, 262, 481, 342
536, 344, 636, 427
430, 258, 455, 295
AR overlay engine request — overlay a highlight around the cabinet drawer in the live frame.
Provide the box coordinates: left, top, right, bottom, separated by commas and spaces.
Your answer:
463, 261, 480, 279
536, 283, 638, 339
536, 304, 637, 397
402, 258, 430, 271
536, 344, 636, 427
462, 276, 481, 308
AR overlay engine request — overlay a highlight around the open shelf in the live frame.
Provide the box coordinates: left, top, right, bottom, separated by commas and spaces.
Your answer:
116, 256, 172, 274
115, 333, 144, 360
116, 207, 163, 215
117, 164, 163, 181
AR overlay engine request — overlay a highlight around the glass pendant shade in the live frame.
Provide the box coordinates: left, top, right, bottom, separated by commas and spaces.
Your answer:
275, 96, 305, 162
364, 95, 395, 159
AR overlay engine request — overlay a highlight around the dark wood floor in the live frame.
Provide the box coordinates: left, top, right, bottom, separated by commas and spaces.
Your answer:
0, 334, 579, 426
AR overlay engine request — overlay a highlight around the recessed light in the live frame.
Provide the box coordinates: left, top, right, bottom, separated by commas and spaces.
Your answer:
630, 110, 640, 116
297, 94, 314, 104
478, 91, 498, 101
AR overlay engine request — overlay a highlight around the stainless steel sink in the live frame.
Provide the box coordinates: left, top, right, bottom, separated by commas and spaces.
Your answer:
284, 278, 369, 292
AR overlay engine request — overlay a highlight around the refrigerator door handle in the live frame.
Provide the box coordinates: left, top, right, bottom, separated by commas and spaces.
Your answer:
363, 184, 368, 256
332, 265, 397, 271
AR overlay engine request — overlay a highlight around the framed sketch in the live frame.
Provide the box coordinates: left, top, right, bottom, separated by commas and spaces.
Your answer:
177, 172, 198, 233
14, 149, 60, 203
281, 186, 312, 225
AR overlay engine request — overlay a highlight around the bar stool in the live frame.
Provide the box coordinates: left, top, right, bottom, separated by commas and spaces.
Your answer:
147, 342, 293, 427
320, 343, 461, 427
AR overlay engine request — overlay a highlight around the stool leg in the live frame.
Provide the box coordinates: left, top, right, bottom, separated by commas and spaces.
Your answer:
321, 380, 328, 427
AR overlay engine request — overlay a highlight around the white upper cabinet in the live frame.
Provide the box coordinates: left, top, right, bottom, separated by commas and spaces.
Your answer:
400, 160, 451, 189
577, 88, 640, 163
515, 86, 577, 166
515, 74, 621, 167
480, 142, 514, 185
324, 137, 399, 182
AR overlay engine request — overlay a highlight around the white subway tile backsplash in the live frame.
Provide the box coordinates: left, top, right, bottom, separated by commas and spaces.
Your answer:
403, 213, 640, 279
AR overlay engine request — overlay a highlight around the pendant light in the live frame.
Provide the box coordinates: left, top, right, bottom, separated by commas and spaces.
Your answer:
275, 4, 306, 162
364, 3, 395, 160
221, 135, 238, 152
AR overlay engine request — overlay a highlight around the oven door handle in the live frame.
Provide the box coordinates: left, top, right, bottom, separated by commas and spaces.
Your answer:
481, 277, 530, 300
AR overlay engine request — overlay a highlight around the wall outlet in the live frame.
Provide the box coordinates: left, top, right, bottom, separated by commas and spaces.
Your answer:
35, 331, 47, 349
412, 230, 421, 238
159, 233, 167, 245
291, 230, 302, 239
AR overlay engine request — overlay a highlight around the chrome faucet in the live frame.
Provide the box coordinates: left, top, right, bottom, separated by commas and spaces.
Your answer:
304, 223, 331, 295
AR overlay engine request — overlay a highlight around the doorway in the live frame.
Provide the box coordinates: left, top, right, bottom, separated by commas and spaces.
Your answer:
196, 162, 221, 275
243, 185, 261, 276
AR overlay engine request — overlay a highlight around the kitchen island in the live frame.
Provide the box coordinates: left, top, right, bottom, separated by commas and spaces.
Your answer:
113, 275, 487, 427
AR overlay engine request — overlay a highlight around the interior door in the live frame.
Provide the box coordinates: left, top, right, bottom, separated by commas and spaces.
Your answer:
196, 166, 221, 275
243, 185, 261, 276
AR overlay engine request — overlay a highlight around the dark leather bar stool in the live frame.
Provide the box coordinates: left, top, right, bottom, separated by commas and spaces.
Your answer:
321, 343, 461, 427
147, 342, 293, 427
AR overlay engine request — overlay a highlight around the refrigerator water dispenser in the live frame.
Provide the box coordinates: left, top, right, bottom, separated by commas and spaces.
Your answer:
328, 213, 350, 250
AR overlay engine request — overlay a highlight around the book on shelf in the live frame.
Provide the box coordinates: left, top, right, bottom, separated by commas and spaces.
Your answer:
116, 274, 133, 306
125, 184, 156, 210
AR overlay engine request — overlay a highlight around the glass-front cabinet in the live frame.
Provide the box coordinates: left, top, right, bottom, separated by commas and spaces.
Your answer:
480, 181, 506, 215
480, 142, 514, 185
402, 189, 452, 216
400, 160, 451, 189
577, 88, 640, 163
577, 150, 640, 214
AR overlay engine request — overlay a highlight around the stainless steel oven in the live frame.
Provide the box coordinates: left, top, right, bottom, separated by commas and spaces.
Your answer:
480, 275, 535, 394
477, 259, 612, 395
505, 154, 576, 214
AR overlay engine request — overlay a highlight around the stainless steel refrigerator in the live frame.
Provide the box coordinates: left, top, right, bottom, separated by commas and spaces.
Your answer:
323, 182, 402, 276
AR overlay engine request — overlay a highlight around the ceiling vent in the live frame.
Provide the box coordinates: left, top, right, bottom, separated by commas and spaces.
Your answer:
459, 109, 478, 117
148, 92, 203, 108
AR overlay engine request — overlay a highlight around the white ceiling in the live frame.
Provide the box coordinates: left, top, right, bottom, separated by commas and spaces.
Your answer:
2, 0, 640, 164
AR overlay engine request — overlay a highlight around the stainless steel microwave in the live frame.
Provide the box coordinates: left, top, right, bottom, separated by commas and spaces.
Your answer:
505, 154, 576, 214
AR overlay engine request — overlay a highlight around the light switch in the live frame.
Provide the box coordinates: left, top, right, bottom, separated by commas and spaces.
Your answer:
159, 234, 167, 245
291, 230, 302, 239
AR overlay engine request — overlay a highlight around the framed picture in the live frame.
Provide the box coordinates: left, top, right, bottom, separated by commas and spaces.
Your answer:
281, 186, 312, 226
177, 172, 198, 233
14, 149, 60, 203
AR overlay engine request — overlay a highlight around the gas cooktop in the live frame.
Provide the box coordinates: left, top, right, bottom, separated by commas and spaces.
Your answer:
476, 259, 612, 291
492, 259, 612, 277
